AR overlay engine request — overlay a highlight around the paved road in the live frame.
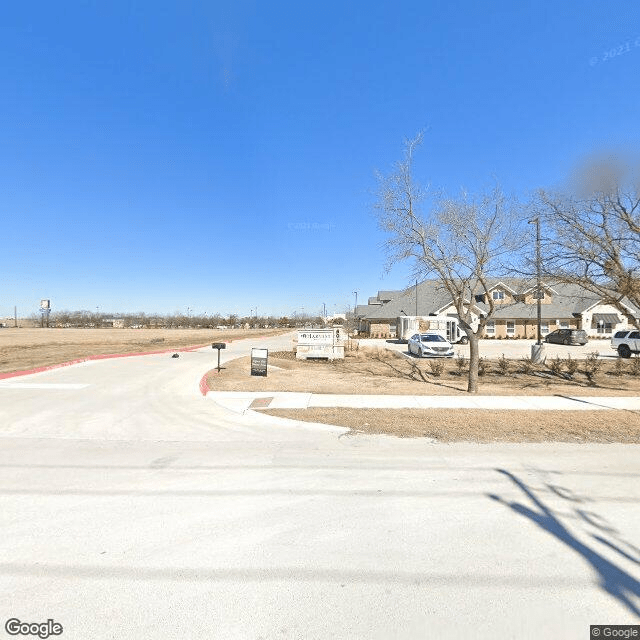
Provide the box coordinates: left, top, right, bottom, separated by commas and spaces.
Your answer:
1, 333, 639, 639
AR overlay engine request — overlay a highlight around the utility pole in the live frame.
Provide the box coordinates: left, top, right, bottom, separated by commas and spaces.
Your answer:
529, 217, 542, 345
14, 306, 17, 328
529, 217, 545, 361
352, 291, 358, 333
415, 280, 418, 316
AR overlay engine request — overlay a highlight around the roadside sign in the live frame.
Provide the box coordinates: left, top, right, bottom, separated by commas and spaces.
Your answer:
250, 348, 268, 376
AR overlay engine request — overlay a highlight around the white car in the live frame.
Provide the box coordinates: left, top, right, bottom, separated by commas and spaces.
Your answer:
407, 333, 455, 358
611, 329, 640, 358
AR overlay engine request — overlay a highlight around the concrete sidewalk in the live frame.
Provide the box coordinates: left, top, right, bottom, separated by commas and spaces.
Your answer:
206, 391, 640, 413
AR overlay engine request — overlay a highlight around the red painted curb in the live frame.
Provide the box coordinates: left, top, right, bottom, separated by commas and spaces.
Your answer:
0, 343, 213, 381
199, 373, 210, 396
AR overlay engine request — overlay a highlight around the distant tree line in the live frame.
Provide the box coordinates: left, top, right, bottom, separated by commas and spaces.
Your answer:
29, 310, 340, 330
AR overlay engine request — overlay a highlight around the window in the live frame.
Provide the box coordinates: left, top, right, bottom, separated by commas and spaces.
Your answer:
475, 294, 485, 303
630, 331, 640, 339
532, 289, 545, 300
486, 320, 495, 335
559, 321, 569, 329
492, 290, 505, 300
541, 321, 549, 334
506, 321, 515, 336
421, 334, 446, 342
597, 323, 613, 334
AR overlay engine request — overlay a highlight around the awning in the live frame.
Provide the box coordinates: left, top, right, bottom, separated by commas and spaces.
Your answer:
592, 313, 621, 324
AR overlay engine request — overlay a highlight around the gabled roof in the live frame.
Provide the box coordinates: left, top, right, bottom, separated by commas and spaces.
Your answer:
364, 281, 456, 319
358, 278, 640, 321
486, 280, 518, 294
377, 290, 402, 302
487, 283, 600, 319
520, 282, 559, 296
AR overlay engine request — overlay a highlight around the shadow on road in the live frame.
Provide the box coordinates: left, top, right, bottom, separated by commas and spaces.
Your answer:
488, 468, 640, 619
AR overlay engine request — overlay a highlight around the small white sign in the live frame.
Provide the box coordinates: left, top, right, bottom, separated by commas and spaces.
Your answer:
40, 299, 50, 309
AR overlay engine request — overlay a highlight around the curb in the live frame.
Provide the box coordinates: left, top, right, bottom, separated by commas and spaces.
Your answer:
0, 343, 213, 381
199, 372, 210, 396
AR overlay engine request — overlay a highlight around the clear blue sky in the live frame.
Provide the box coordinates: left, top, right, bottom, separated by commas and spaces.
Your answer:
2, 1, 639, 318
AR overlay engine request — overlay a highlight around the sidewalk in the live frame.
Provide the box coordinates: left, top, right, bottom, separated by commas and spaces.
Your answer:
206, 391, 640, 414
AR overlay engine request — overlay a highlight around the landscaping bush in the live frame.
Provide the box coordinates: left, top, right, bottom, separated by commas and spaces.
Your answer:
548, 356, 564, 376
478, 356, 488, 376
519, 356, 536, 374
630, 356, 640, 377
612, 357, 626, 377
564, 354, 579, 377
584, 351, 602, 384
454, 354, 467, 375
497, 353, 510, 376
428, 360, 445, 377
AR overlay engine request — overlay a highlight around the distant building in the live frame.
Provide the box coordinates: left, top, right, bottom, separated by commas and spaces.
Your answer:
356, 279, 640, 339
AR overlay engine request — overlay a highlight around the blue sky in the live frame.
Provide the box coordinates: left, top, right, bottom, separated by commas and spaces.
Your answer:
1, 1, 639, 318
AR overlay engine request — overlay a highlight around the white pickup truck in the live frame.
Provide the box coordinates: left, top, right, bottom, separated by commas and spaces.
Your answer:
611, 329, 640, 357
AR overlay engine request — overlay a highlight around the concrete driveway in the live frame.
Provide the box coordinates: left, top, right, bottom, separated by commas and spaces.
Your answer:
367, 337, 618, 359
1, 332, 638, 639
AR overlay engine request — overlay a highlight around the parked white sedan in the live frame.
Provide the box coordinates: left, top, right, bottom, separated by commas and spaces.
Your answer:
407, 333, 455, 358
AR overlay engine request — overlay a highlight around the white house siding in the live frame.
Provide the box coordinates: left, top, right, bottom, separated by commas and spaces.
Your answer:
580, 303, 634, 337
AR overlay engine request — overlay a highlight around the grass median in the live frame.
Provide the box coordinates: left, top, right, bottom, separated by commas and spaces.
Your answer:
206, 347, 640, 442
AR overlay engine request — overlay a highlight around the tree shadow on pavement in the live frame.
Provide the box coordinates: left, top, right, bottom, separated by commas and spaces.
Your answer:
488, 468, 640, 619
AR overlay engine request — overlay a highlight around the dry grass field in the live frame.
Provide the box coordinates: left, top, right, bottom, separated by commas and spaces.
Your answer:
206, 347, 640, 442
207, 346, 640, 397
263, 408, 640, 443
0, 327, 289, 374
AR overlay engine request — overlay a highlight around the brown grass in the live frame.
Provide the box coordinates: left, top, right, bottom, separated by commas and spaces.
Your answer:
206, 346, 640, 397
261, 408, 640, 443
206, 347, 640, 442
0, 327, 290, 374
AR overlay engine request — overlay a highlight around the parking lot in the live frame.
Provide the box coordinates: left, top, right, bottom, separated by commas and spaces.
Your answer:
362, 337, 619, 360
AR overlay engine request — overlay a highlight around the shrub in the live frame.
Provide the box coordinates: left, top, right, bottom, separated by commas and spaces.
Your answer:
548, 356, 564, 376
428, 360, 445, 377
612, 357, 626, 377
497, 353, 510, 376
584, 351, 602, 384
629, 356, 640, 377
519, 356, 536, 374
455, 354, 467, 375
478, 356, 488, 376
565, 354, 579, 377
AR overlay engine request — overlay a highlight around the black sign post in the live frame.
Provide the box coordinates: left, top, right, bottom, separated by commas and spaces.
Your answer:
212, 342, 226, 372
250, 348, 268, 376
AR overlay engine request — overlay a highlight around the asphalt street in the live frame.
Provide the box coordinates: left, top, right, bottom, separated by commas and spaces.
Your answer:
1, 332, 639, 639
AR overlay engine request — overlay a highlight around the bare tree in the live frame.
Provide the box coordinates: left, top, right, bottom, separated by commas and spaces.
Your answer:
534, 157, 640, 329
375, 133, 525, 393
